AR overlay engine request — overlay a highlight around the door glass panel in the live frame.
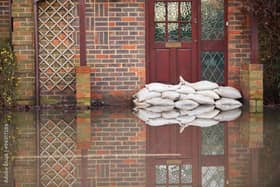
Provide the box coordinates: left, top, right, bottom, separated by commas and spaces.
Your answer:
202, 166, 225, 187
156, 165, 167, 184
155, 23, 166, 41
201, 51, 224, 83
181, 164, 192, 183
168, 2, 179, 21
180, 2, 191, 21
202, 125, 224, 155
156, 164, 192, 186
154, 1, 192, 42
168, 165, 180, 184
155, 2, 166, 21
181, 23, 192, 41
168, 23, 179, 41
201, 0, 224, 40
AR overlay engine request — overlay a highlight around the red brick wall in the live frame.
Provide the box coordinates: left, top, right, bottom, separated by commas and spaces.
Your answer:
86, 0, 146, 105
227, 0, 251, 88
0, 0, 9, 41
10, 0, 254, 105
227, 112, 263, 187
12, 0, 35, 105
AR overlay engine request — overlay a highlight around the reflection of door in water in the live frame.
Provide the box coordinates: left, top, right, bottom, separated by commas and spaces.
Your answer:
147, 0, 198, 84
146, 125, 227, 186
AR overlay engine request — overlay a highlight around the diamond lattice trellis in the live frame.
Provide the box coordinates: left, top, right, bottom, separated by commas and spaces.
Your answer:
202, 125, 224, 155
38, 0, 75, 91
201, 51, 224, 83
40, 119, 76, 187
202, 166, 225, 187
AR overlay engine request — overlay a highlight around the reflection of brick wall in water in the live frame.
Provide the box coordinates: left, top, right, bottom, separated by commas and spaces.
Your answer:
88, 111, 146, 186
228, 121, 251, 187
227, 112, 264, 187
13, 112, 37, 187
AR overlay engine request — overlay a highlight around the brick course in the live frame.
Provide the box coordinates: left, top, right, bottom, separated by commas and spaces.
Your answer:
0, 0, 9, 41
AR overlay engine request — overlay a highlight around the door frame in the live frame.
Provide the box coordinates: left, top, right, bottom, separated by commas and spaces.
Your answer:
145, 0, 228, 85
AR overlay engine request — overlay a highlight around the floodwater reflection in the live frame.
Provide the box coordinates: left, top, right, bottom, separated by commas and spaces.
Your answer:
0, 108, 279, 186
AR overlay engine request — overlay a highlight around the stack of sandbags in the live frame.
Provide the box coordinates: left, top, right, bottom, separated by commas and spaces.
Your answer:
132, 76, 243, 130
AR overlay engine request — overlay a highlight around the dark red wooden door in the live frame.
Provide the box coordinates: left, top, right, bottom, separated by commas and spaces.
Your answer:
147, 0, 199, 84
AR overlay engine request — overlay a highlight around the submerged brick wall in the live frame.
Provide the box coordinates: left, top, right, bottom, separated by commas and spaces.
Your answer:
227, 0, 251, 88
0, 0, 9, 41
86, 0, 146, 105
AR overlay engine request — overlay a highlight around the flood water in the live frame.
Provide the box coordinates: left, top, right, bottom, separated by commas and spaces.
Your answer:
0, 107, 279, 187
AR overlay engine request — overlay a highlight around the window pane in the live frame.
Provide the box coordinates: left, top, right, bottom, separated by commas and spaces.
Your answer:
180, 2, 191, 21
202, 166, 225, 187
181, 23, 192, 41
168, 23, 178, 41
201, 0, 224, 40
168, 165, 180, 184
155, 2, 166, 21
202, 125, 224, 155
155, 23, 166, 42
181, 164, 192, 183
201, 51, 224, 83
168, 2, 178, 21
156, 165, 167, 184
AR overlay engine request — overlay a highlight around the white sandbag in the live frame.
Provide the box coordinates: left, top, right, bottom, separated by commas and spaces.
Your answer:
177, 115, 195, 124
134, 109, 161, 122
189, 118, 219, 127
145, 82, 181, 92
179, 124, 190, 133
177, 85, 196, 94
197, 90, 220, 100
146, 118, 179, 126
146, 97, 174, 106
179, 94, 189, 100
162, 91, 180, 100
216, 86, 242, 99
133, 88, 161, 102
133, 99, 151, 108
162, 110, 180, 119
185, 94, 215, 105
214, 109, 242, 121
196, 109, 220, 119
175, 100, 199, 110
179, 76, 193, 87
145, 106, 174, 113
190, 80, 219, 91
215, 98, 242, 111
182, 105, 215, 116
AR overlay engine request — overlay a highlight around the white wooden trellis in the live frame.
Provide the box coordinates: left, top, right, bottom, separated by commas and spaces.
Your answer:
38, 0, 75, 92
